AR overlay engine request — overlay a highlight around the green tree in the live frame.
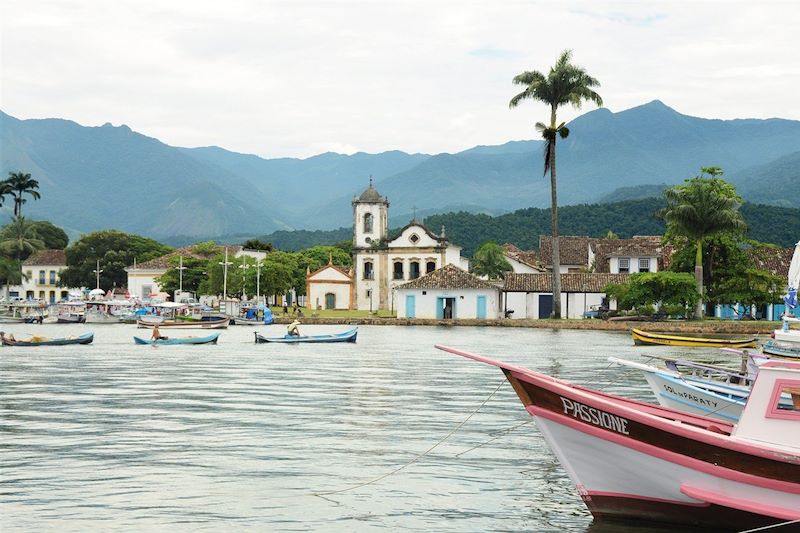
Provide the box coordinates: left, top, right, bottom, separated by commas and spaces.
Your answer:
30, 220, 69, 249
659, 169, 747, 318
604, 272, 700, 317
0, 216, 45, 261
509, 50, 602, 318
4, 171, 41, 216
60, 230, 172, 289
241, 238, 273, 252
0, 257, 25, 299
471, 241, 513, 279
155, 255, 209, 295
0, 180, 11, 209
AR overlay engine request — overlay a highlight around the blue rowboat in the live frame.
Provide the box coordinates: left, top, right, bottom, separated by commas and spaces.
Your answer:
1, 332, 94, 346
762, 340, 800, 359
254, 327, 358, 344
134, 332, 221, 345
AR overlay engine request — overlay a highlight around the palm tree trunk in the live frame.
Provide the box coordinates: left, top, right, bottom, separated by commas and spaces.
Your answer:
694, 238, 704, 320
549, 107, 562, 319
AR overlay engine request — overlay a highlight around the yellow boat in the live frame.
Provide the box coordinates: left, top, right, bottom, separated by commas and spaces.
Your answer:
630, 328, 758, 348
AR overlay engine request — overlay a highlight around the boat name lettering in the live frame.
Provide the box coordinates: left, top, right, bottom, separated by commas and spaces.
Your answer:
663, 385, 718, 408
560, 397, 630, 435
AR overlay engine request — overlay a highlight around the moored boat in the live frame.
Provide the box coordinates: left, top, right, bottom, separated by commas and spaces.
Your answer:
254, 327, 357, 344
631, 328, 757, 348
762, 340, 800, 359
438, 345, 800, 530
137, 317, 229, 329
133, 332, 220, 345
1, 332, 94, 346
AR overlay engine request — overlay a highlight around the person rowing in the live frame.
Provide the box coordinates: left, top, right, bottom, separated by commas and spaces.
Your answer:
287, 319, 301, 337
151, 324, 168, 341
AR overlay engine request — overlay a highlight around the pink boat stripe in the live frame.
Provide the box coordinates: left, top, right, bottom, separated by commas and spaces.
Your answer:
511, 367, 799, 463
585, 490, 710, 507
680, 484, 800, 520
528, 405, 800, 495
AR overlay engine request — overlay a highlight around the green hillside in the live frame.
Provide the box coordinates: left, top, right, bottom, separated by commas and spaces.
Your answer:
730, 151, 800, 208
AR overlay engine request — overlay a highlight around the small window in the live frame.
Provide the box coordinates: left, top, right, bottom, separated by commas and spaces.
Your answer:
767, 379, 800, 420
409, 261, 420, 279
363, 213, 373, 233
39, 270, 46, 284
409, 233, 420, 244
50, 270, 57, 285
618, 258, 630, 273
363, 261, 374, 280
393, 261, 404, 280
639, 258, 650, 272
426, 261, 436, 273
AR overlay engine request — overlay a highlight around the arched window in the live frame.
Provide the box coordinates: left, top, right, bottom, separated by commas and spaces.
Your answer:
363, 213, 373, 233
426, 261, 436, 273
393, 261, 404, 280
363, 261, 374, 280
409, 261, 420, 279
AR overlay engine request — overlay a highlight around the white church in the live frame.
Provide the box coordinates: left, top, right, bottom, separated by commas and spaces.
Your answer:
306, 180, 469, 311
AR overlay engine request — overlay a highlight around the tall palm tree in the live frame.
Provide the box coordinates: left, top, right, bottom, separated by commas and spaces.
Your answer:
509, 50, 602, 318
0, 180, 11, 209
5, 171, 41, 216
659, 167, 747, 319
0, 216, 45, 261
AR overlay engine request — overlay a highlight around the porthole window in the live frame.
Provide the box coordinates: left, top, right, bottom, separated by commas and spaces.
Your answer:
409, 233, 420, 244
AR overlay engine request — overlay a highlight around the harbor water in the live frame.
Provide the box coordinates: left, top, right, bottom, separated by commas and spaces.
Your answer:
1, 324, 739, 531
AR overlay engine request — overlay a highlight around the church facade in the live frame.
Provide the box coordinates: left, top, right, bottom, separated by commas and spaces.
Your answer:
350, 181, 468, 311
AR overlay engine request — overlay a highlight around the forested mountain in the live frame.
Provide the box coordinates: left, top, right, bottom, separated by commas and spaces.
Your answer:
729, 151, 800, 208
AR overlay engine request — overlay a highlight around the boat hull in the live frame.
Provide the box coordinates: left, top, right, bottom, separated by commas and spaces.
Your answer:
2, 332, 94, 346
641, 372, 745, 423
631, 328, 757, 348
763, 340, 800, 359
133, 333, 220, 345
137, 318, 229, 329
254, 328, 358, 344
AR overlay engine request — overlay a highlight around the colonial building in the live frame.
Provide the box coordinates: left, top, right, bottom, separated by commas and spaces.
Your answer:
19, 249, 75, 303
396, 264, 500, 319
350, 180, 468, 311
306, 262, 353, 310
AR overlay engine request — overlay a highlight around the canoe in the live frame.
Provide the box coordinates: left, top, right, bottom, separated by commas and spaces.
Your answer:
762, 340, 800, 359
254, 327, 358, 344
1, 332, 94, 346
137, 318, 230, 329
631, 328, 757, 348
133, 332, 220, 345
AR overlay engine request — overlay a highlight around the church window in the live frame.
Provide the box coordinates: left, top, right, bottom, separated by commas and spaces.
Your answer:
409, 233, 420, 244
409, 261, 420, 279
363, 213, 373, 233
363, 261, 374, 280
393, 261, 404, 280
426, 261, 436, 273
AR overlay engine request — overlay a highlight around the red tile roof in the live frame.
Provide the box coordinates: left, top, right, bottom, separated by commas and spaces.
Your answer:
504, 273, 630, 293
397, 264, 497, 290
22, 249, 66, 266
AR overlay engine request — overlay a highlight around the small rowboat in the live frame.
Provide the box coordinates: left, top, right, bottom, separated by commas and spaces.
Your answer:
1, 332, 94, 346
133, 332, 220, 345
631, 328, 757, 348
762, 340, 800, 359
254, 327, 358, 344
137, 318, 230, 329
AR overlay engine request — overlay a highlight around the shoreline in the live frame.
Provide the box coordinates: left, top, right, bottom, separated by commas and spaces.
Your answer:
270, 316, 781, 334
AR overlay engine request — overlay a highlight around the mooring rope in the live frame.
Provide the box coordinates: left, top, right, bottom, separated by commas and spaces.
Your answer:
738, 519, 800, 532
455, 419, 534, 458
312, 377, 508, 498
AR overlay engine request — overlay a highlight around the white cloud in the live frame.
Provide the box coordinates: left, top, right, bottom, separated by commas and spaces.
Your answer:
2, 0, 799, 158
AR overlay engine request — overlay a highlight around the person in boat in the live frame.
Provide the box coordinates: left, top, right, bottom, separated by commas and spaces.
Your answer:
287, 320, 301, 337
0, 331, 14, 345
151, 324, 168, 341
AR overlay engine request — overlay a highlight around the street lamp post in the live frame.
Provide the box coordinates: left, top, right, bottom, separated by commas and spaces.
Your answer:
255, 260, 262, 302
176, 256, 187, 295
239, 256, 250, 299
219, 248, 232, 300
93, 259, 103, 290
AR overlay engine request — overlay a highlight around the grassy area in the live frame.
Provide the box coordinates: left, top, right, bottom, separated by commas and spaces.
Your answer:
268, 307, 397, 319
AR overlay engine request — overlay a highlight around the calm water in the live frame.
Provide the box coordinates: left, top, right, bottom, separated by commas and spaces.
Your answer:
1, 324, 732, 531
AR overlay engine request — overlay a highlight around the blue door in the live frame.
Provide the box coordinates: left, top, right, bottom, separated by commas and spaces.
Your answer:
406, 295, 416, 318
476, 295, 487, 319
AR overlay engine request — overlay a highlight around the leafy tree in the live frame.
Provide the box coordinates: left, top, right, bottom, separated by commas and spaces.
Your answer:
241, 238, 273, 252
4, 171, 41, 216
0, 257, 25, 299
604, 272, 700, 317
155, 255, 209, 295
509, 50, 602, 317
659, 168, 747, 318
0, 180, 11, 209
471, 241, 512, 279
0, 216, 45, 260
30, 220, 69, 249
60, 230, 172, 289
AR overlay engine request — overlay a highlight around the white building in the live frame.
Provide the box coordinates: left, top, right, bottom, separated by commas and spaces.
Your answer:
396, 264, 500, 319
306, 263, 353, 310
18, 249, 76, 303
503, 272, 630, 319
350, 180, 469, 311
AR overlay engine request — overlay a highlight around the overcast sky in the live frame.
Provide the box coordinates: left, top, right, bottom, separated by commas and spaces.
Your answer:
3, 1, 799, 159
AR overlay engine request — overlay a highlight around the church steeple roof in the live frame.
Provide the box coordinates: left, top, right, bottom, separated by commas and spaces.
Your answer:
354, 176, 388, 204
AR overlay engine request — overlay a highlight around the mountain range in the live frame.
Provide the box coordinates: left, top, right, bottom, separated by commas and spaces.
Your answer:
2, 101, 799, 238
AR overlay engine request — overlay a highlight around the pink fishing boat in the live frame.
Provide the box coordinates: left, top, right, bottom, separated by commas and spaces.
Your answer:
437, 345, 800, 530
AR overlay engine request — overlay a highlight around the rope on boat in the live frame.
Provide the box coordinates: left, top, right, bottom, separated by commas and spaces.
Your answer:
738, 519, 800, 532
454, 419, 534, 458
311, 377, 508, 498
